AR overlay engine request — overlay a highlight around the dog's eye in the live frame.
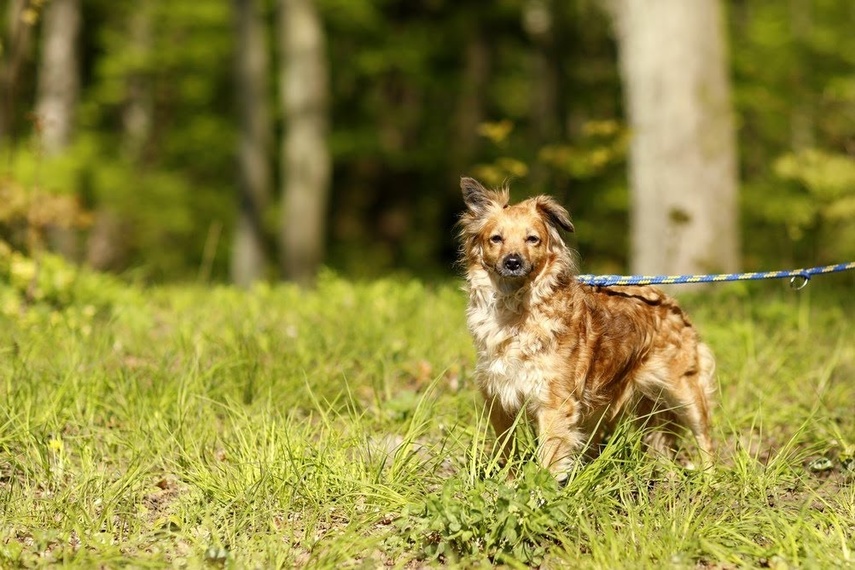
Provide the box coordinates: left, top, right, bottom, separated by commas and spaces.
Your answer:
525, 235, 541, 245
489, 234, 503, 244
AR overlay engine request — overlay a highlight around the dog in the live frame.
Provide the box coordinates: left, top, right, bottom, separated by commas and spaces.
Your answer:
458, 177, 715, 481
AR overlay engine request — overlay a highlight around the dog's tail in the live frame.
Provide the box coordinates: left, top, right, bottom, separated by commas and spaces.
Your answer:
697, 342, 717, 400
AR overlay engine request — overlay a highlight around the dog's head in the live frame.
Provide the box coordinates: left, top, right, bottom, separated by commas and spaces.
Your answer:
458, 177, 574, 288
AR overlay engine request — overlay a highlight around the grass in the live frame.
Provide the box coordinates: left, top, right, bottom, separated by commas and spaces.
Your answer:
1, 260, 854, 568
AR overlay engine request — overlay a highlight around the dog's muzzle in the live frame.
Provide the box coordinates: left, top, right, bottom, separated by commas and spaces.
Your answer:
498, 253, 528, 277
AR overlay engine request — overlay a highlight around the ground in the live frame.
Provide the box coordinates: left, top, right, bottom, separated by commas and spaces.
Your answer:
0, 262, 853, 567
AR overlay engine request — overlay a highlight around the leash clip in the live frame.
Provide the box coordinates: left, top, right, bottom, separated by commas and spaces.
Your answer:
789, 273, 810, 290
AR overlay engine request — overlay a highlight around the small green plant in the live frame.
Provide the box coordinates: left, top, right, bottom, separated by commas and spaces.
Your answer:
399, 463, 569, 566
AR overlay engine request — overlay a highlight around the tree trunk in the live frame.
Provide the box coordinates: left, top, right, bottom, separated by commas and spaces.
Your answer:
35, 0, 82, 260
278, 0, 330, 285
452, 29, 490, 176
86, 7, 151, 271
231, 0, 273, 287
35, 0, 81, 156
524, 0, 558, 190
122, 7, 153, 160
0, 0, 37, 147
788, 0, 814, 151
609, 0, 739, 275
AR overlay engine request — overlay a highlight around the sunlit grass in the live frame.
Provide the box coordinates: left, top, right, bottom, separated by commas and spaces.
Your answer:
1, 271, 853, 567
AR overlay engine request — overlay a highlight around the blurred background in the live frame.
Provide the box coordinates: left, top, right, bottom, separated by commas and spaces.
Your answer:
0, 0, 853, 285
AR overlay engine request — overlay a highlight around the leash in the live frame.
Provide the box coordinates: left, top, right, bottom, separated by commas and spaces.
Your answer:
576, 261, 855, 290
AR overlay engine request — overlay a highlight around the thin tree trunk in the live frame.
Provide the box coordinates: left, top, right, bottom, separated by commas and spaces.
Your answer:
87, 7, 151, 271
279, 0, 330, 285
35, 0, 81, 156
231, 0, 273, 287
609, 0, 739, 275
789, 0, 814, 151
0, 0, 37, 147
452, 27, 490, 186
524, 0, 558, 189
36, 0, 82, 260
122, 7, 153, 160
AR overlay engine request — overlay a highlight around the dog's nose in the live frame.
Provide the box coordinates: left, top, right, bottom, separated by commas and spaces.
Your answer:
503, 254, 523, 272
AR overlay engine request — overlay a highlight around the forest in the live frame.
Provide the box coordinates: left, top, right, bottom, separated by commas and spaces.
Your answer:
1, 0, 854, 284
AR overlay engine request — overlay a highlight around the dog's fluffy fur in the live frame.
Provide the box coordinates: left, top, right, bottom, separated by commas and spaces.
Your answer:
458, 177, 715, 480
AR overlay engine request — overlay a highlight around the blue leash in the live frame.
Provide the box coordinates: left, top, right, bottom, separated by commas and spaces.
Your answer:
577, 261, 855, 290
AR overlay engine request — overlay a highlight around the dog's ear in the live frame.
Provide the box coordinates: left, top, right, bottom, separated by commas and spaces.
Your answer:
461, 177, 492, 214
535, 195, 574, 233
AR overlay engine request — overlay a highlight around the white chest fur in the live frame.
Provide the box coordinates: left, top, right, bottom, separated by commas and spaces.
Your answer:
466, 283, 556, 413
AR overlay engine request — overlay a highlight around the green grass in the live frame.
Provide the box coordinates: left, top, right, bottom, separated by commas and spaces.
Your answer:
1, 263, 854, 568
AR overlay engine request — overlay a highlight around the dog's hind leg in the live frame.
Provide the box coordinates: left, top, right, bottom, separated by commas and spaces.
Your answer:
690, 343, 717, 466
659, 343, 716, 469
635, 396, 680, 460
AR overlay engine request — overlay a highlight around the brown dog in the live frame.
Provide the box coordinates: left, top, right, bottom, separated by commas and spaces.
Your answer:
458, 177, 715, 481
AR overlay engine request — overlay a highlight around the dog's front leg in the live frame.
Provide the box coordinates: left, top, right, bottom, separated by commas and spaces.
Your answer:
484, 395, 516, 467
536, 405, 584, 483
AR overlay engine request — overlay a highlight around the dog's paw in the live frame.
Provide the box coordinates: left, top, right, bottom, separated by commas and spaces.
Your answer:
549, 456, 575, 485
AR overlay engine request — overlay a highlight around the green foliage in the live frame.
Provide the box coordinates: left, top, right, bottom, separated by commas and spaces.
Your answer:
743, 147, 855, 265
0, 173, 89, 259
2, 0, 236, 279
775, 150, 855, 202
0, 238, 130, 323
472, 119, 628, 186
771, 149, 855, 261
539, 120, 629, 181
732, 0, 855, 268
4, 139, 208, 278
